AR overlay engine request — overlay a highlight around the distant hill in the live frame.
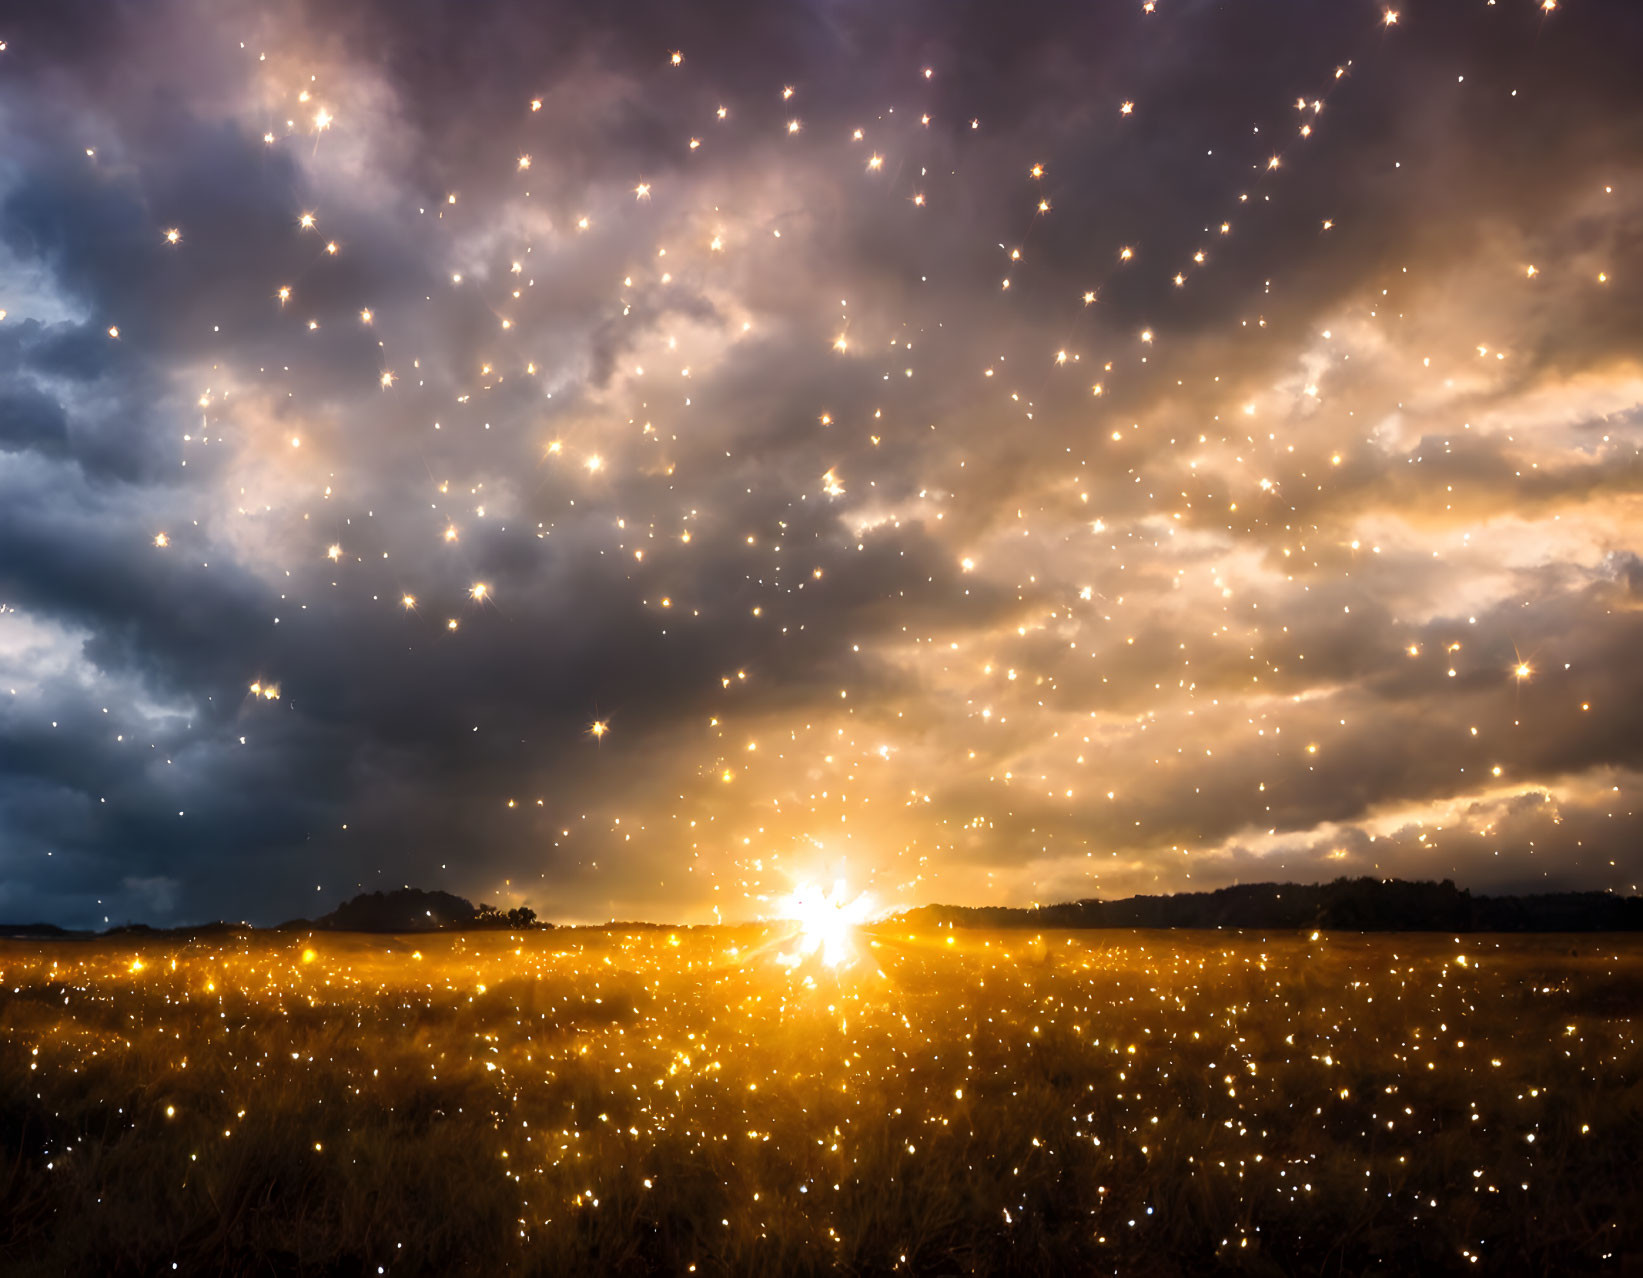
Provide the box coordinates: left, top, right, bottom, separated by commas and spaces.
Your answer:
0, 890, 543, 940
310, 889, 544, 933
0, 922, 90, 940
895, 877, 1643, 933
4, 877, 1639, 939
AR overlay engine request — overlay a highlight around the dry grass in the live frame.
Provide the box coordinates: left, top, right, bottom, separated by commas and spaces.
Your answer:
2, 926, 1640, 1275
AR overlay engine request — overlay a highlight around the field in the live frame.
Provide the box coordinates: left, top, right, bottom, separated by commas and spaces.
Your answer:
2, 926, 1641, 1276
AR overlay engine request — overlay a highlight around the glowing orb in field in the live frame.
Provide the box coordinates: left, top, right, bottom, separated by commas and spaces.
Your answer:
779, 881, 875, 969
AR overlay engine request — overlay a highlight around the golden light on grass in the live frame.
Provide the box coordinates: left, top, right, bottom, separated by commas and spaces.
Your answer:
3, 928, 1633, 1273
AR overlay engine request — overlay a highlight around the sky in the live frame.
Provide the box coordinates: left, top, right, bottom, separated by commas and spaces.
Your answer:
1, 0, 1640, 928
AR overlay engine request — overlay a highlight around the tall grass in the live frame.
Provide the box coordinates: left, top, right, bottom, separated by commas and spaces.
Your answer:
1, 928, 1639, 1275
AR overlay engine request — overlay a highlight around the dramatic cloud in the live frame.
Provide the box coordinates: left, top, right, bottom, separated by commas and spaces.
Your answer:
1, 0, 1640, 927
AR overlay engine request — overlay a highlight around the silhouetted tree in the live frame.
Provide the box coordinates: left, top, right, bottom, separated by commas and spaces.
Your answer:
315, 889, 481, 932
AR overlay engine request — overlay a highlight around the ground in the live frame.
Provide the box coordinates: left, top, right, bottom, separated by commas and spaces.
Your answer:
2, 926, 1640, 1275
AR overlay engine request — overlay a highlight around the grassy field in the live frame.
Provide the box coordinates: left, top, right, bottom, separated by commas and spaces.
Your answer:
2, 925, 1640, 1276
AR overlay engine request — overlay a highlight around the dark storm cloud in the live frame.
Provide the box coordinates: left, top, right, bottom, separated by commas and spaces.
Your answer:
1, 0, 1640, 926
0, 385, 72, 459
